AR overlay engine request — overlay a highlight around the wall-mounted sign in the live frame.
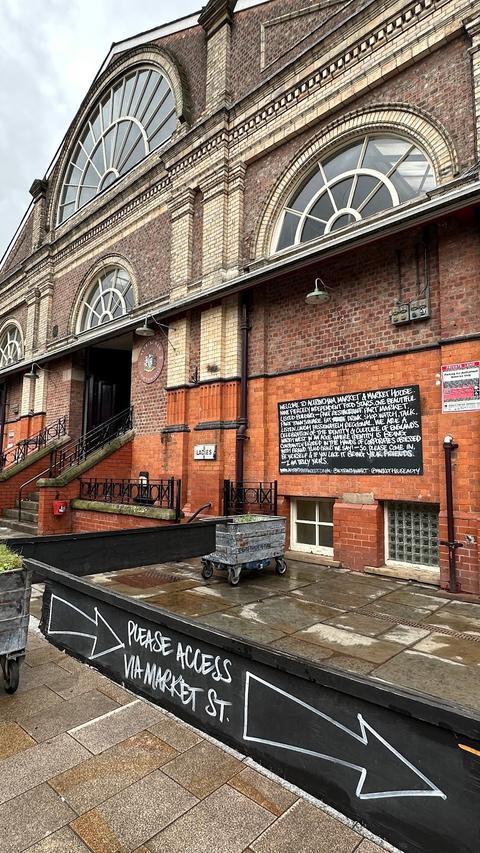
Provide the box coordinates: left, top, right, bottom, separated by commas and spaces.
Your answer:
194, 444, 217, 460
138, 339, 165, 384
278, 385, 423, 476
441, 362, 480, 413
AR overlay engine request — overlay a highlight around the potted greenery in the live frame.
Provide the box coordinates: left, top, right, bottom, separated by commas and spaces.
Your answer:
0, 544, 32, 693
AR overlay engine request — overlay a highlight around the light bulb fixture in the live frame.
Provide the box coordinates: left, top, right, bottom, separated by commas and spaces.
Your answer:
135, 318, 155, 338
24, 363, 41, 380
305, 277, 331, 305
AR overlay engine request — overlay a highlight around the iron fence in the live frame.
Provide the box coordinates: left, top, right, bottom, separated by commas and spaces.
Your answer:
49, 406, 133, 478
0, 416, 67, 471
223, 480, 278, 516
79, 475, 182, 522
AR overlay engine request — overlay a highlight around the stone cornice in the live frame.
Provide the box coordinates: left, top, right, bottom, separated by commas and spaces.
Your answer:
199, 0, 236, 36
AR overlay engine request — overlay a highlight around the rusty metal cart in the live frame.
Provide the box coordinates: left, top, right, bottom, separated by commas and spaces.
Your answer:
0, 566, 32, 693
201, 515, 287, 585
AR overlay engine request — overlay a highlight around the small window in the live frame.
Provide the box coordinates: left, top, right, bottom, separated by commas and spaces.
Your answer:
77, 267, 134, 333
291, 498, 334, 556
0, 324, 23, 368
385, 501, 439, 569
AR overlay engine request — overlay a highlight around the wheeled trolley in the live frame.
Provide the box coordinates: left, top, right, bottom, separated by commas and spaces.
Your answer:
0, 567, 32, 694
201, 515, 287, 585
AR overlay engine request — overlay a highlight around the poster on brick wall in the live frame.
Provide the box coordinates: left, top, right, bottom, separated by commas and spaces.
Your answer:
441, 362, 480, 412
278, 385, 423, 475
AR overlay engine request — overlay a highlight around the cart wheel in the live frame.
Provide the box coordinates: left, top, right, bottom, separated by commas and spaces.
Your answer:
275, 557, 287, 576
228, 568, 240, 586
2, 658, 19, 694
201, 561, 214, 580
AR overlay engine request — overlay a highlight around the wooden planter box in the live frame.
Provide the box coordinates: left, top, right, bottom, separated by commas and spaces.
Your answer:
0, 567, 32, 657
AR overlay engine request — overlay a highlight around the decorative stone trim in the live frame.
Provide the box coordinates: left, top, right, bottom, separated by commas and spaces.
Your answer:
71, 498, 177, 521
194, 420, 239, 430
255, 103, 458, 258
161, 424, 191, 433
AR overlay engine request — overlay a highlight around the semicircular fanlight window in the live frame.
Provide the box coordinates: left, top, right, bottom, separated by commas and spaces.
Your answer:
58, 66, 176, 224
0, 325, 23, 368
78, 268, 134, 332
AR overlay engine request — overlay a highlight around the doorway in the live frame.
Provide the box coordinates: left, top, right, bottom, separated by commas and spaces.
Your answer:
83, 336, 132, 437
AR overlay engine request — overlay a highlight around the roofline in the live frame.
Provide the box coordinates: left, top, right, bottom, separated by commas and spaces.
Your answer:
1, 177, 479, 382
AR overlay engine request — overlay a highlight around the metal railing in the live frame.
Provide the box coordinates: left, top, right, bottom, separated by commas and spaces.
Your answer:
48, 406, 133, 479
0, 416, 67, 471
223, 480, 278, 516
79, 475, 182, 522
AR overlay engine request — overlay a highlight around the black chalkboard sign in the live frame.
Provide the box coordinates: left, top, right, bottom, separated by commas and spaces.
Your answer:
278, 385, 423, 475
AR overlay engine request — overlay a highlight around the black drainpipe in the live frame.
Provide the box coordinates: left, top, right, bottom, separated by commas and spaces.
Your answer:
235, 294, 250, 488
441, 435, 462, 593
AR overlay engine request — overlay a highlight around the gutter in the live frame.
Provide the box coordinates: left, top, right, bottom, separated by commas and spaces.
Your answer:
1, 177, 479, 382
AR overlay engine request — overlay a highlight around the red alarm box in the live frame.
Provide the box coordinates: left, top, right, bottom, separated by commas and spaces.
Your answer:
52, 500, 68, 516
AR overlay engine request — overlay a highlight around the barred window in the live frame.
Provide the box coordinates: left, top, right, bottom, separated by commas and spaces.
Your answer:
58, 66, 177, 223
275, 135, 435, 251
78, 268, 134, 332
386, 502, 439, 567
0, 325, 23, 368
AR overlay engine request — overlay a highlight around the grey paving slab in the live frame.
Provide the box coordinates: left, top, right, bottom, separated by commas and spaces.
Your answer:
147, 783, 275, 853
22, 689, 120, 742
148, 712, 203, 751
292, 623, 403, 664
196, 610, 286, 644
0, 684, 63, 722
268, 635, 334, 662
0, 721, 36, 759
24, 827, 91, 852
362, 600, 442, 623
250, 799, 361, 853
188, 584, 275, 606
326, 611, 394, 637
372, 649, 480, 709
228, 768, 298, 816
376, 588, 447, 612
162, 739, 243, 798
50, 730, 177, 813
12, 662, 70, 695
230, 596, 342, 634
377, 624, 431, 645
25, 645, 66, 667
327, 655, 376, 676
354, 841, 386, 853
0, 732, 90, 804
46, 667, 135, 704
412, 632, 480, 666
291, 585, 376, 610
68, 698, 163, 754
72, 770, 197, 852
424, 606, 480, 635
0, 783, 75, 853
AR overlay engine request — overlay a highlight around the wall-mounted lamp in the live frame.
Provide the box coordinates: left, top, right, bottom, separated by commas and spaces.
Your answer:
134, 315, 176, 351
24, 363, 42, 380
305, 277, 331, 305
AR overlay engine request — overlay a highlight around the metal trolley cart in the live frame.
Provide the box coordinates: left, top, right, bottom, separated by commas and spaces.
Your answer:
201, 515, 287, 585
0, 567, 32, 694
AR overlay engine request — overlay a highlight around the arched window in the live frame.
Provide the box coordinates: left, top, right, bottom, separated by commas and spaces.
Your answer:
58, 66, 177, 224
0, 324, 23, 368
275, 135, 436, 251
78, 268, 134, 332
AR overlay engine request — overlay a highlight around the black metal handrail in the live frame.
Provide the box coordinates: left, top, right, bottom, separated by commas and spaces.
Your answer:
48, 406, 133, 479
0, 415, 67, 471
223, 480, 278, 516
79, 475, 182, 522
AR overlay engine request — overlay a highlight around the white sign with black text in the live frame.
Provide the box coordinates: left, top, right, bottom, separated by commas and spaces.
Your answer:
194, 444, 217, 460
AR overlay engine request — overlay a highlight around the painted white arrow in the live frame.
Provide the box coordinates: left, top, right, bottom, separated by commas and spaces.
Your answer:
243, 672, 446, 802
47, 594, 125, 660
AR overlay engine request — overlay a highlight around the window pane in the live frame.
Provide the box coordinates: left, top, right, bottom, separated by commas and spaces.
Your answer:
329, 213, 355, 231
363, 137, 410, 173
351, 175, 379, 210
318, 499, 334, 523
290, 170, 324, 212
296, 523, 316, 546
361, 183, 394, 217
301, 217, 326, 242
331, 177, 354, 210
392, 150, 435, 201
296, 500, 316, 521
276, 211, 301, 250
309, 192, 334, 221
318, 526, 333, 548
323, 142, 363, 180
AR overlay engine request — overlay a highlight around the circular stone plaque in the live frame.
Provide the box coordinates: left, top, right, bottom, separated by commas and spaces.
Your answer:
138, 339, 165, 384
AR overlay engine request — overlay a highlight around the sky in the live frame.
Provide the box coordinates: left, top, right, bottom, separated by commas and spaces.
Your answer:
0, 0, 200, 260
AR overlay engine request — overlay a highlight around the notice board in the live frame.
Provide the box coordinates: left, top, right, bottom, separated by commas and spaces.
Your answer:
278, 384, 423, 475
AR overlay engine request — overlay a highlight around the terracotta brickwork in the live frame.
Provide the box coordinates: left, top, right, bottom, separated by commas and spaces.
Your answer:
0, 0, 479, 592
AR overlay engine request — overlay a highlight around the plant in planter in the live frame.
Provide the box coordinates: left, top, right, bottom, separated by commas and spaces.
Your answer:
0, 544, 32, 694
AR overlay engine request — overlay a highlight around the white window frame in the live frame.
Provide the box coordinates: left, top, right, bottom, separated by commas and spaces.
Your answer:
291, 497, 334, 557
384, 502, 439, 572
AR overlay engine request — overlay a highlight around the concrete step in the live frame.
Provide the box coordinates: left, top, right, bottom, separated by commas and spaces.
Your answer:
3, 508, 38, 524
0, 519, 37, 536
14, 499, 39, 512
28, 492, 39, 502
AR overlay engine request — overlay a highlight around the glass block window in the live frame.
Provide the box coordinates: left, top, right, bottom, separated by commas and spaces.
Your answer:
275, 135, 435, 251
386, 502, 439, 567
0, 324, 23, 368
58, 65, 177, 223
292, 498, 334, 555
78, 267, 134, 332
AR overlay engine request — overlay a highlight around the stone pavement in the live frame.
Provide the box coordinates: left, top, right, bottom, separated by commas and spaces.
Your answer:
71, 556, 480, 712
0, 627, 393, 853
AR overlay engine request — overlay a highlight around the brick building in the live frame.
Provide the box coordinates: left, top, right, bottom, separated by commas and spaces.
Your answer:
1, 0, 480, 592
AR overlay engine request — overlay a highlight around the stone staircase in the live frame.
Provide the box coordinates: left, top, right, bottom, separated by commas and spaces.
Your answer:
0, 493, 39, 538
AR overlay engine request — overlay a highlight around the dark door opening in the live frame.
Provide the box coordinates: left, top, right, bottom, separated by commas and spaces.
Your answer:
83, 346, 132, 438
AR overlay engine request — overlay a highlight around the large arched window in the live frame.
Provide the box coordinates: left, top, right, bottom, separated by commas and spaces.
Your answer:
58, 66, 177, 224
0, 324, 23, 368
275, 135, 436, 251
77, 268, 134, 333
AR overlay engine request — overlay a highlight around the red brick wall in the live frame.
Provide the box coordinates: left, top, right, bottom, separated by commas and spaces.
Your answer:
333, 501, 384, 572
45, 354, 85, 440
71, 510, 170, 533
